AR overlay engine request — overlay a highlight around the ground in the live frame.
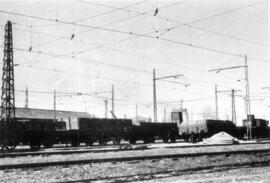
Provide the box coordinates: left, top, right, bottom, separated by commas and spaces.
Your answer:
142, 166, 270, 183
1, 152, 270, 182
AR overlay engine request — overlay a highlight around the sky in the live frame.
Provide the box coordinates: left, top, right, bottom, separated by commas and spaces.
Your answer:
0, 0, 269, 125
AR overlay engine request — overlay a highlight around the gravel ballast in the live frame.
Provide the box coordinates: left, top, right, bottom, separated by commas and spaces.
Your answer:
1, 153, 270, 183
0, 143, 269, 165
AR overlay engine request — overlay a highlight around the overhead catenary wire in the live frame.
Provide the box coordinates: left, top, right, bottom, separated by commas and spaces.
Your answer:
15, 89, 126, 102
1, 1, 268, 63
2, 25, 208, 75
0, 0, 268, 69
0, 43, 243, 93
60, 0, 268, 60
8, 24, 207, 72
1, 0, 163, 50
74, 0, 148, 23
9, 46, 153, 74
14, 88, 219, 108
14, 62, 223, 97
13, 0, 187, 54
1, 2, 266, 104
0, 44, 246, 94
7, 43, 241, 87
80, 0, 268, 48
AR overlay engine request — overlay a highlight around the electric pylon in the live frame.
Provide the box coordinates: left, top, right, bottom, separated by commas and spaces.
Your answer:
0, 21, 17, 149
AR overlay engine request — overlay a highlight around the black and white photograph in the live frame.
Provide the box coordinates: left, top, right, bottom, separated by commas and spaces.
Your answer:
0, 0, 269, 182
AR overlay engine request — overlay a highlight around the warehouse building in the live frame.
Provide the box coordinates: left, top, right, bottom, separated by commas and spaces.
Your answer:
15, 107, 91, 129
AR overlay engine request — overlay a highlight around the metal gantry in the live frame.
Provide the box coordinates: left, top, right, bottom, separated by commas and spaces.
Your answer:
0, 21, 16, 148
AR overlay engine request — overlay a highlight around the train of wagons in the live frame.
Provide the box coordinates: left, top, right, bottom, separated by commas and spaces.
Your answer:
0, 114, 270, 149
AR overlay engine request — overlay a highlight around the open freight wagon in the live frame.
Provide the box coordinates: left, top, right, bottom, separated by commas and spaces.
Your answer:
70, 118, 133, 146
70, 118, 179, 146
129, 122, 178, 144
179, 119, 237, 142
1, 118, 66, 149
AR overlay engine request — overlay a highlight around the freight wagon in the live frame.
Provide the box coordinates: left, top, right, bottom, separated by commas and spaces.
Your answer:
0, 118, 66, 149
70, 118, 178, 146
240, 115, 270, 139
70, 118, 133, 146
129, 122, 178, 144
179, 119, 238, 142
1, 115, 270, 150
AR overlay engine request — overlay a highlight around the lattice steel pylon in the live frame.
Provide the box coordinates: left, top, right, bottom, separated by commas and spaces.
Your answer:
0, 21, 16, 149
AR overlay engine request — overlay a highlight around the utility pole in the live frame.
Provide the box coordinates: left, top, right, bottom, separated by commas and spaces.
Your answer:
186, 109, 189, 134
136, 102, 138, 123
163, 108, 166, 122
215, 87, 240, 122
53, 89, 56, 122
215, 85, 218, 120
111, 84, 114, 118
245, 54, 252, 139
153, 69, 184, 123
231, 89, 236, 125
209, 55, 251, 139
180, 99, 183, 110
153, 69, 157, 122
25, 86, 28, 108
1, 21, 16, 148
105, 99, 108, 118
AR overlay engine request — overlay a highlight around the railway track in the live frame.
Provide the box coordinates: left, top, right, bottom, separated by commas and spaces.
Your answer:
0, 145, 150, 158
53, 161, 270, 183
1, 141, 270, 158
0, 148, 269, 170
8, 139, 270, 153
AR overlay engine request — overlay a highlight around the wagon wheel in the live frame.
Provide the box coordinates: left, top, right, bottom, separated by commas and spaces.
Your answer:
170, 134, 176, 143
4, 140, 18, 151
71, 139, 79, 147
162, 137, 169, 143
43, 135, 54, 148
129, 138, 136, 144
43, 140, 53, 148
85, 138, 94, 146
29, 137, 41, 149
1, 144, 17, 151
7, 144, 17, 150
113, 138, 121, 145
